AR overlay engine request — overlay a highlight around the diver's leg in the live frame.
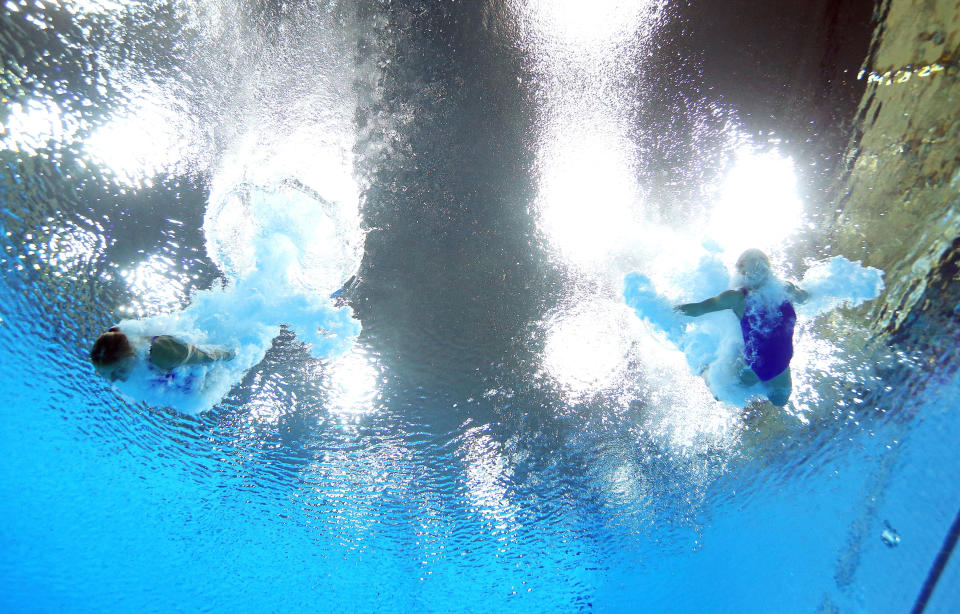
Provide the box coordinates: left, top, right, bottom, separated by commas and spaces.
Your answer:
209, 348, 236, 362
190, 346, 236, 364
735, 355, 760, 386
764, 368, 792, 407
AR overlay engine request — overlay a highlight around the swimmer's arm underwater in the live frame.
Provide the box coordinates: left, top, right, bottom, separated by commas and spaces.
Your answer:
785, 282, 810, 304
674, 290, 744, 318
149, 335, 235, 371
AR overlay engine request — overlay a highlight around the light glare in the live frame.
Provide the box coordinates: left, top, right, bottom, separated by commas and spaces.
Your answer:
708, 149, 804, 255
0, 100, 71, 154
327, 350, 380, 417
85, 94, 189, 186
537, 130, 638, 266
518, 0, 659, 48
542, 300, 636, 396
120, 254, 187, 317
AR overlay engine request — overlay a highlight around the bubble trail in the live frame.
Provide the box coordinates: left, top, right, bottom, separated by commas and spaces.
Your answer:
112, 180, 364, 415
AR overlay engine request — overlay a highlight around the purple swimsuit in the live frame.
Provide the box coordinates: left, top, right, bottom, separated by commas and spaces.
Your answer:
740, 289, 796, 381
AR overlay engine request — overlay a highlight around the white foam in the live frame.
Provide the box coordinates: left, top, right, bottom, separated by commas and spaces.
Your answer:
797, 255, 885, 318
113, 183, 362, 415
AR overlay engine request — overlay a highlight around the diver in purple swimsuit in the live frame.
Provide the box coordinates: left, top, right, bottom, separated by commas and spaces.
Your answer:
675, 249, 809, 407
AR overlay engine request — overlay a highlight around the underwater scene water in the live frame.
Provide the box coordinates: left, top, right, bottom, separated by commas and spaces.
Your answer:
2, 0, 959, 611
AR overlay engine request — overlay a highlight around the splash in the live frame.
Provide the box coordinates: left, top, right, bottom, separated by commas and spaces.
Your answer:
623, 254, 884, 407
112, 180, 363, 415
795, 256, 886, 318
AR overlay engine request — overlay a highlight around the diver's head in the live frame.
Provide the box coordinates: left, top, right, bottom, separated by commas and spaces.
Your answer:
735, 249, 772, 289
91, 326, 136, 382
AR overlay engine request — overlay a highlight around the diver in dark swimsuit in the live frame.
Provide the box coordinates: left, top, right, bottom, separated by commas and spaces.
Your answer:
90, 326, 235, 383
675, 249, 808, 407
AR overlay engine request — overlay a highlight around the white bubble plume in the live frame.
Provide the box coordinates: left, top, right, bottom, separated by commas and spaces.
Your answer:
111, 172, 364, 415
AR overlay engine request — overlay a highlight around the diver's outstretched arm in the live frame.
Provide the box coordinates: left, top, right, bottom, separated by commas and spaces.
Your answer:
675, 290, 743, 317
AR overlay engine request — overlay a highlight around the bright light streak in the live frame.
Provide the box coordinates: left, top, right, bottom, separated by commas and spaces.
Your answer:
708, 148, 804, 256
537, 129, 639, 266
57, 0, 136, 14
85, 92, 190, 187
788, 332, 844, 422
327, 349, 380, 417
541, 299, 637, 396
461, 430, 518, 530
517, 0, 660, 49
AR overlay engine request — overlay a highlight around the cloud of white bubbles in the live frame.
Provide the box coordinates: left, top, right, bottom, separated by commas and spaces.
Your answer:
536, 122, 885, 446
96, 0, 370, 416
112, 134, 364, 415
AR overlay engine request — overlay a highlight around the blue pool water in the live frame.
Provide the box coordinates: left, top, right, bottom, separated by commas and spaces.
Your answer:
2, 0, 960, 612
4, 308, 959, 612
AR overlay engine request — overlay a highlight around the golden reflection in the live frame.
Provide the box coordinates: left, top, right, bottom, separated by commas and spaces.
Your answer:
860, 61, 945, 85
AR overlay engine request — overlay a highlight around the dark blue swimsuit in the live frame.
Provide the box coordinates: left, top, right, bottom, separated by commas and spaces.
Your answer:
740, 289, 796, 381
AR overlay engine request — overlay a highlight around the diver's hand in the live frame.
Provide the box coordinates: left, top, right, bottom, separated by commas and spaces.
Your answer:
674, 303, 698, 317
785, 282, 810, 305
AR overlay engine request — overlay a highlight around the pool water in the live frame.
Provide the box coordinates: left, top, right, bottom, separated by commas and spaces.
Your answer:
2, 0, 959, 612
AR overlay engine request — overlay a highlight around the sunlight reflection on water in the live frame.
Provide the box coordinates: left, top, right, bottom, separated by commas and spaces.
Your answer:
536, 123, 640, 266
0, 1, 923, 609
326, 348, 383, 418
0, 99, 75, 155
86, 85, 197, 187
119, 253, 190, 317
